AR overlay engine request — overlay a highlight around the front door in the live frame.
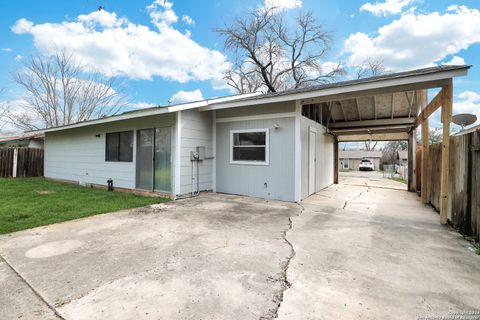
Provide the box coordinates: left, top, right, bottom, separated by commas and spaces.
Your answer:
136, 128, 172, 192
308, 127, 316, 195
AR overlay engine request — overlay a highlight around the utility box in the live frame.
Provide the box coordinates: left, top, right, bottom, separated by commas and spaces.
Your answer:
196, 146, 205, 160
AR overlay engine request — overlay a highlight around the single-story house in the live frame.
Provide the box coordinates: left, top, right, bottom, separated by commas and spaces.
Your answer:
0, 132, 44, 149
42, 65, 469, 202
396, 150, 408, 165
339, 150, 382, 170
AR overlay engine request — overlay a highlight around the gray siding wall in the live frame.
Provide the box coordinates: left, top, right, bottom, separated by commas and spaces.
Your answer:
179, 109, 214, 195
216, 116, 295, 202
216, 101, 295, 118
44, 113, 176, 191
300, 116, 334, 200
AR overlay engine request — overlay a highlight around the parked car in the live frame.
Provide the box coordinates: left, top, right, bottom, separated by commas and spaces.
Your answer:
359, 159, 375, 171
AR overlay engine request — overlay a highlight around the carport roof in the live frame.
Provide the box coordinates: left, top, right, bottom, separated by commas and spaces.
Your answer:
42, 65, 469, 133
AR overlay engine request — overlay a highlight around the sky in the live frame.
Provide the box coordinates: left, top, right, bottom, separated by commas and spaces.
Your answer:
0, 0, 479, 134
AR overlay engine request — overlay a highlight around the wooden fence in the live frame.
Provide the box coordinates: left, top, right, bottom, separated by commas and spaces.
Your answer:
423, 129, 480, 241
0, 148, 44, 178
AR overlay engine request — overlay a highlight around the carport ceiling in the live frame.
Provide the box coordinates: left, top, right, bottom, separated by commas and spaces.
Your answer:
311, 90, 424, 141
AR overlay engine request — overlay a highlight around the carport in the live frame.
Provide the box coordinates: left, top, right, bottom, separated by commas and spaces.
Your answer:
297, 65, 470, 224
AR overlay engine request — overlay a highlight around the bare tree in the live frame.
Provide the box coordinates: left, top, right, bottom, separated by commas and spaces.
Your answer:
2, 51, 127, 131
381, 140, 407, 165
363, 140, 378, 151
354, 58, 387, 79
216, 6, 344, 93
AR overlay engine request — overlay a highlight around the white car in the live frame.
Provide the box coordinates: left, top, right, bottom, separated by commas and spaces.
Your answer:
359, 159, 375, 171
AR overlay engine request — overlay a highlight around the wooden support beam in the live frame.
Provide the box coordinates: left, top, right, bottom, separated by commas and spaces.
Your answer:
339, 101, 348, 121
414, 88, 444, 128
421, 91, 430, 204
329, 117, 414, 129
408, 129, 416, 192
334, 136, 339, 184
440, 83, 452, 225
373, 96, 377, 120
355, 98, 362, 121
391, 93, 395, 119
407, 91, 416, 118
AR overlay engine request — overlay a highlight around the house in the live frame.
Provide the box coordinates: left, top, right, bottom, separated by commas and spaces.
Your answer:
396, 150, 408, 165
42, 65, 469, 202
0, 132, 44, 149
339, 150, 382, 170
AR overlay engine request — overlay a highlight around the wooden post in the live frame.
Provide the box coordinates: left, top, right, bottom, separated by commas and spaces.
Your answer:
334, 136, 339, 184
440, 83, 453, 224
421, 90, 430, 204
12, 148, 18, 178
408, 130, 416, 191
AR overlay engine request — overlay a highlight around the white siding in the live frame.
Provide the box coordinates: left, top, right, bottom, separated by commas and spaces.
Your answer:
44, 114, 176, 191
179, 109, 214, 195
300, 116, 334, 200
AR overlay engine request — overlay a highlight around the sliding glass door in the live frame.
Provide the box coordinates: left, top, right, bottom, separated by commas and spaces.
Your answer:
135, 128, 172, 192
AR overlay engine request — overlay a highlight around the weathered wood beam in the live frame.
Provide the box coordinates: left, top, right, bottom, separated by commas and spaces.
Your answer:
440, 82, 452, 225
338, 132, 409, 141
334, 136, 339, 184
391, 93, 395, 119
329, 117, 414, 129
373, 96, 377, 120
414, 88, 444, 128
407, 91, 416, 118
356, 98, 362, 121
421, 90, 430, 204
408, 129, 416, 192
339, 101, 348, 122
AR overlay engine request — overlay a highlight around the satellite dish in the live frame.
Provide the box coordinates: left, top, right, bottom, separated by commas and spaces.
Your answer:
452, 113, 477, 130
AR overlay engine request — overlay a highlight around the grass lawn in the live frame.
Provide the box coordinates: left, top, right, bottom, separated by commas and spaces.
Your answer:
0, 178, 169, 235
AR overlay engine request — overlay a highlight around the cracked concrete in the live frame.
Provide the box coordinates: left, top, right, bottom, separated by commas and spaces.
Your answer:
1, 173, 480, 319
0, 193, 300, 320
276, 175, 480, 319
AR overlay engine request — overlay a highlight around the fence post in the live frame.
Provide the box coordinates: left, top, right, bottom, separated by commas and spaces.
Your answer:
12, 148, 18, 178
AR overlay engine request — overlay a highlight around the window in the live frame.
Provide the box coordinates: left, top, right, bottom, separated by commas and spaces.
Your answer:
343, 159, 350, 169
230, 129, 269, 165
106, 131, 133, 162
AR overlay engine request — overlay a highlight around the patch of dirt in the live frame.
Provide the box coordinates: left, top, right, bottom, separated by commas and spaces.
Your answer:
36, 190, 55, 195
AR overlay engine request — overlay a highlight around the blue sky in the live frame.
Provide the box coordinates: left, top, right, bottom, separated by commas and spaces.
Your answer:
0, 0, 479, 132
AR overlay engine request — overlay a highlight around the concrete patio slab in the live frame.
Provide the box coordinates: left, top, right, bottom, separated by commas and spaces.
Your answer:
0, 193, 299, 320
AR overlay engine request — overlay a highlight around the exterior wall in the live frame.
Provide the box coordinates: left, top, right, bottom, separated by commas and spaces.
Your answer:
179, 109, 214, 195
339, 158, 380, 170
216, 103, 296, 202
44, 113, 176, 191
300, 116, 334, 200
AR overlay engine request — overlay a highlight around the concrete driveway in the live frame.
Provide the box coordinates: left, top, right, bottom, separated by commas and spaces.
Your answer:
1, 179, 480, 319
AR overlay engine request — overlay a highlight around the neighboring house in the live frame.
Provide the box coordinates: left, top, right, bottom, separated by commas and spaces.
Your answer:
396, 150, 408, 165
339, 150, 382, 171
0, 132, 44, 149
41, 66, 469, 202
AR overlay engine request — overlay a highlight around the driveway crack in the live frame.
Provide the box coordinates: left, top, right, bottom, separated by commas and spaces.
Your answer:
342, 186, 371, 210
263, 203, 304, 319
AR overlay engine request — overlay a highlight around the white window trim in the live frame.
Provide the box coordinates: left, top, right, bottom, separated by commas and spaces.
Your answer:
230, 128, 270, 166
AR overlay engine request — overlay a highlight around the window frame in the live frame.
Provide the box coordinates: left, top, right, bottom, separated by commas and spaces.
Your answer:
105, 130, 134, 163
230, 128, 270, 166
343, 158, 350, 169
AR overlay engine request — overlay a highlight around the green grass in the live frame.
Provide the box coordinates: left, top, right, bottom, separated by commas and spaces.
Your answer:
389, 177, 407, 184
0, 178, 169, 234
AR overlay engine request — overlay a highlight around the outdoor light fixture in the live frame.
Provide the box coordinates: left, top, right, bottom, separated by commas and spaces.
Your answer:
273, 123, 280, 130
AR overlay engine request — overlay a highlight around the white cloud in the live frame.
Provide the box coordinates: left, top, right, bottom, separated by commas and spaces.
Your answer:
131, 102, 157, 109
182, 15, 195, 25
147, 0, 178, 29
343, 6, 480, 70
261, 0, 302, 12
443, 56, 465, 65
11, 3, 229, 84
15, 55, 23, 61
169, 89, 203, 104
453, 91, 480, 127
1, 48, 12, 52
360, 0, 416, 16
